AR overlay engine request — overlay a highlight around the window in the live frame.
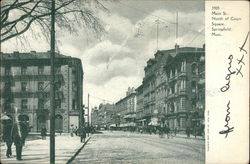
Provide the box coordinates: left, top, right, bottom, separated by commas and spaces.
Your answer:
72, 82, 76, 90
38, 66, 44, 75
38, 99, 44, 109
21, 99, 28, 109
38, 82, 44, 91
191, 63, 198, 75
21, 82, 27, 91
4, 82, 11, 90
55, 66, 61, 74
5, 66, 11, 75
55, 99, 61, 108
191, 81, 197, 88
191, 98, 196, 108
191, 81, 196, 93
72, 99, 76, 110
21, 66, 27, 75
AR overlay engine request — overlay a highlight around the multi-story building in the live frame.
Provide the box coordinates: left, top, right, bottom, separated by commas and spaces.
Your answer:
0, 51, 84, 132
142, 59, 157, 126
135, 85, 144, 126
164, 45, 205, 132
115, 87, 137, 130
90, 107, 99, 128
134, 44, 205, 133
94, 103, 115, 129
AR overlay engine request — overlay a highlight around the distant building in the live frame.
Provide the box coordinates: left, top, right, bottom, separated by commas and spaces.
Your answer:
115, 87, 137, 130
91, 107, 99, 128
93, 103, 115, 129
135, 85, 144, 126
0, 51, 84, 132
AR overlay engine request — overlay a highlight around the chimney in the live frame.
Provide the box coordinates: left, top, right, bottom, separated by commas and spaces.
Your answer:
202, 44, 205, 50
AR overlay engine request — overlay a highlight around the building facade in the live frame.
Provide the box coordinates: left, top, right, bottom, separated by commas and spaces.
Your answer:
0, 51, 83, 132
164, 45, 205, 132
113, 44, 205, 134
91, 103, 115, 129
135, 85, 144, 126
115, 87, 137, 129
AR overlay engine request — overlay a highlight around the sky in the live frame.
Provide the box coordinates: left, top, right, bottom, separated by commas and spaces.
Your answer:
2, 0, 205, 109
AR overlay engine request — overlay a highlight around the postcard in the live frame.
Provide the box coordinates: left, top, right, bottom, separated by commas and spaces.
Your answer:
0, 0, 249, 164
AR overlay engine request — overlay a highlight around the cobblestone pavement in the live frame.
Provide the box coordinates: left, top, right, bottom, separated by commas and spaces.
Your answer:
72, 131, 205, 164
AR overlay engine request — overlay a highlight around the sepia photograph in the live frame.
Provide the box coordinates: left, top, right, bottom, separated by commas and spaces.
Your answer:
0, 0, 206, 163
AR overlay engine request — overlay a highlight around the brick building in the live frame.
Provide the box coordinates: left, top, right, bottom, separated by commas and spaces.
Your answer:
164, 45, 205, 132
92, 103, 115, 129
113, 45, 205, 134
90, 107, 99, 128
115, 87, 137, 129
0, 51, 83, 132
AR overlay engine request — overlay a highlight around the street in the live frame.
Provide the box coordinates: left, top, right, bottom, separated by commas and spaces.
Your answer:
72, 131, 205, 164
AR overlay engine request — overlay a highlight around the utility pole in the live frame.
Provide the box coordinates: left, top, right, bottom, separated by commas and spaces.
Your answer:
87, 93, 90, 136
176, 11, 178, 44
50, 0, 55, 163
155, 19, 160, 50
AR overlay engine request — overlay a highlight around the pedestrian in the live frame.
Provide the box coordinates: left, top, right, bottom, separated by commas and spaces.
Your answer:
78, 127, 86, 143
74, 126, 78, 136
21, 121, 29, 146
165, 125, 170, 139
194, 125, 197, 138
70, 124, 74, 137
41, 126, 47, 140
3, 119, 13, 158
174, 127, 177, 136
186, 127, 191, 138
12, 121, 27, 160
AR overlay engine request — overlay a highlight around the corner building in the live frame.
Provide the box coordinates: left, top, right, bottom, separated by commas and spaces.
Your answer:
138, 45, 205, 133
0, 51, 83, 132
163, 45, 205, 132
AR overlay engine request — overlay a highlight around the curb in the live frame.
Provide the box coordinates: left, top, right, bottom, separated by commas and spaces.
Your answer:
66, 137, 91, 164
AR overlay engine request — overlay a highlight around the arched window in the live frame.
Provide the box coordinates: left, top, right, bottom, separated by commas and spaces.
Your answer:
191, 63, 198, 75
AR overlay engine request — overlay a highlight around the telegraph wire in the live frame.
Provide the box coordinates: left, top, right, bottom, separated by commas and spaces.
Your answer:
88, 94, 114, 104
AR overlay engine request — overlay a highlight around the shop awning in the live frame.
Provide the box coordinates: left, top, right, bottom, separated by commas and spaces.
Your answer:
119, 122, 136, 127
148, 117, 159, 126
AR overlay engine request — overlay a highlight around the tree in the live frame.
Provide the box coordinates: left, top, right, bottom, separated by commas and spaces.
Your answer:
0, 0, 108, 43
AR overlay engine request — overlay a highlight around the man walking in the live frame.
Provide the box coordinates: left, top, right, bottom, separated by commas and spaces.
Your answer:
12, 121, 28, 160
41, 126, 47, 140
78, 127, 86, 143
3, 119, 13, 158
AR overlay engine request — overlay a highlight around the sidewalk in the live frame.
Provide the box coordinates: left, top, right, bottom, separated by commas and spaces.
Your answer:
0, 133, 91, 164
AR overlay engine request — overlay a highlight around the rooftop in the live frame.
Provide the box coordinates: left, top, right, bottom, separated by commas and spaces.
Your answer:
0, 51, 70, 60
